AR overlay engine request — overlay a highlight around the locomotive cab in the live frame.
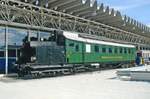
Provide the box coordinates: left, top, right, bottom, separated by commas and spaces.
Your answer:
17, 31, 66, 66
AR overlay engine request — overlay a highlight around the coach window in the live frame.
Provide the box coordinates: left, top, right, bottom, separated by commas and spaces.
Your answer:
109, 48, 112, 53
102, 47, 106, 53
114, 48, 118, 53
69, 43, 74, 47
131, 49, 134, 54
75, 45, 79, 52
94, 45, 99, 53
128, 49, 131, 54
124, 48, 127, 54
120, 48, 123, 53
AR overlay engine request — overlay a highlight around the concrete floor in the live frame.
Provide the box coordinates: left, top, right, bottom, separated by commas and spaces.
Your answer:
0, 69, 150, 99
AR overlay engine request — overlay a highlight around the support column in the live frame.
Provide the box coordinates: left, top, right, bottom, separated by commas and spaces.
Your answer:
5, 26, 8, 75
27, 29, 30, 42
37, 30, 40, 41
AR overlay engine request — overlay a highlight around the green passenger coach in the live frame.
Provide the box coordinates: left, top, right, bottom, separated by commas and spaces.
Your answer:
64, 31, 136, 66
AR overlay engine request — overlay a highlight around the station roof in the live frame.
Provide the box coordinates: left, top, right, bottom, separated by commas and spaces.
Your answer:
17, 0, 150, 37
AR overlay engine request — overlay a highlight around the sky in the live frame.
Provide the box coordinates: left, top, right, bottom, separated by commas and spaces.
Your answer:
97, 0, 150, 27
